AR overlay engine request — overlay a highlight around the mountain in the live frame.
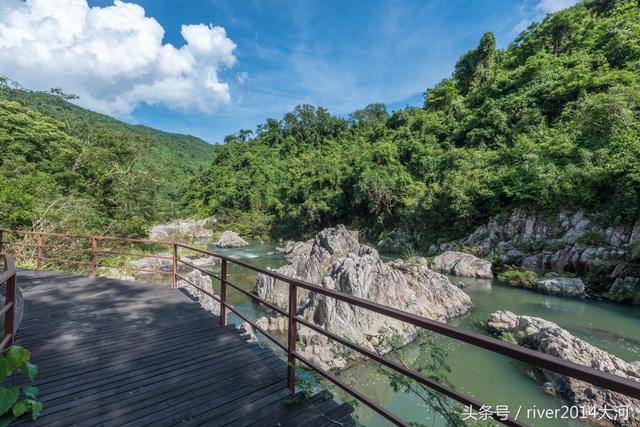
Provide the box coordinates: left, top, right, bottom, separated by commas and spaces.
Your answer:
182, 0, 640, 243
0, 82, 214, 236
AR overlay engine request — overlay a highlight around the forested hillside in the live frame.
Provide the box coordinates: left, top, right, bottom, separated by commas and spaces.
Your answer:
0, 80, 214, 236
183, 0, 640, 243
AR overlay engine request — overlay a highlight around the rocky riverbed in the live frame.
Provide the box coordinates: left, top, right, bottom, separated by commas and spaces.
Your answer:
487, 310, 640, 426
426, 210, 640, 304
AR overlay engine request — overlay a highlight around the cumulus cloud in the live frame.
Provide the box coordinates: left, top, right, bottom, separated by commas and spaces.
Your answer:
0, 0, 237, 115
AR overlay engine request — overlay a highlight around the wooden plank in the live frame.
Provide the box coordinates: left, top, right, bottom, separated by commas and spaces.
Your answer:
11, 270, 352, 426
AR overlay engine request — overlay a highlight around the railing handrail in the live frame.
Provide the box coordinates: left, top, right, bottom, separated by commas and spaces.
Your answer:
0, 253, 17, 351
2, 228, 640, 427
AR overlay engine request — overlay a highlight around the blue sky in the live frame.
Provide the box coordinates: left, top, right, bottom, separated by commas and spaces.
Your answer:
1, 0, 577, 143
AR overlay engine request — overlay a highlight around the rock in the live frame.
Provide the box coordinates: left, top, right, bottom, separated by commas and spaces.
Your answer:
255, 225, 359, 310
254, 225, 472, 369
177, 270, 220, 315
0, 283, 23, 334
430, 251, 493, 279
120, 275, 135, 282
149, 217, 216, 242
131, 253, 173, 273
215, 230, 249, 248
430, 209, 640, 302
180, 256, 217, 269
377, 228, 413, 253
487, 310, 640, 426
536, 277, 585, 298
606, 277, 640, 304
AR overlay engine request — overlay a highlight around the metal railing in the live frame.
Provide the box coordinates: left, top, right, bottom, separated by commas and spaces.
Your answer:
0, 254, 17, 351
2, 228, 640, 426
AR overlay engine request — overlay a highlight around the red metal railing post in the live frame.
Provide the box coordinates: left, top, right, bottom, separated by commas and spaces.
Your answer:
4, 273, 16, 345
219, 259, 227, 326
172, 243, 178, 289
91, 237, 97, 278
36, 234, 43, 270
287, 283, 297, 392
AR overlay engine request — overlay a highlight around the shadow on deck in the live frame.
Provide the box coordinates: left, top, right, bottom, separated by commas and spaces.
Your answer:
14, 270, 354, 426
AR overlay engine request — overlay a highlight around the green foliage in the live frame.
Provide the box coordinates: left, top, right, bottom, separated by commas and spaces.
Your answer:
0, 85, 214, 237
576, 230, 608, 246
182, 0, 640, 242
0, 346, 42, 425
497, 268, 539, 289
372, 328, 465, 426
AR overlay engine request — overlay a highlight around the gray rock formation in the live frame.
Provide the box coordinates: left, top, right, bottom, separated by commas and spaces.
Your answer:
431, 251, 493, 279
177, 270, 220, 315
215, 230, 249, 248
253, 226, 472, 370
0, 283, 23, 334
149, 217, 216, 242
536, 276, 585, 298
487, 311, 640, 426
131, 253, 173, 273
428, 210, 640, 302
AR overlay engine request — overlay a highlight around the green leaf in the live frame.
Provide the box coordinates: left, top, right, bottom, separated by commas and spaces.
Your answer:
5, 347, 30, 370
27, 400, 42, 420
23, 362, 37, 380
12, 400, 27, 418
0, 386, 20, 415
22, 386, 38, 399
0, 358, 13, 381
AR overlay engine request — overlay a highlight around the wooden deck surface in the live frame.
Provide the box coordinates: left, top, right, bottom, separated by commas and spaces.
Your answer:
13, 270, 354, 426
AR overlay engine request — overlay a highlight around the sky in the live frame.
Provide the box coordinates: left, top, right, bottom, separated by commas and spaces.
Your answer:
0, 0, 578, 143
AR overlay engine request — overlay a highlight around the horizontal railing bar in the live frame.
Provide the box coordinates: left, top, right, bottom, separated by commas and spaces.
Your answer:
97, 250, 173, 260
294, 351, 408, 427
0, 302, 14, 318
177, 258, 289, 317
96, 264, 173, 275
15, 254, 91, 267
177, 242, 640, 399
0, 270, 15, 284
223, 278, 288, 317
0, 229, 175, 246
0, 334, 12, 351
294, 316, 526, 426
177, 259, 217, 276
176, 272, 287, 351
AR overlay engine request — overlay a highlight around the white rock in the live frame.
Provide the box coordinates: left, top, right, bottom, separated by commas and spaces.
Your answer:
215, 230, 249, 248
431, 251, 493, 279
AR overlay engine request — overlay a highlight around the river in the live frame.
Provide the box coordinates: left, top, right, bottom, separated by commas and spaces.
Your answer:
182, 241, 640, 427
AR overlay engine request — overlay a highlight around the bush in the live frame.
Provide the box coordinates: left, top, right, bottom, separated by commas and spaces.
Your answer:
576, 230, 608, 246
497, 268, 539, 289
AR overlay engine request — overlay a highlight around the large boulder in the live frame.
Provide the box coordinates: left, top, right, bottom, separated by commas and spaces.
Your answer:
536, 276, 585, 298
255, 225, 359, 309
0, 283, 23, 334
253, 226, 472, 370
431, 251, 493, 279
149, 217, 216, 242
487, 310, 640, 426
215, 230, 249, 248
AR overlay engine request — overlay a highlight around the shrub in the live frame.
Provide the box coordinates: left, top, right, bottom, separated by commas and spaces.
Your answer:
497, 267, 539, 289
576, 230, 608, 246
0, 346, 42, 425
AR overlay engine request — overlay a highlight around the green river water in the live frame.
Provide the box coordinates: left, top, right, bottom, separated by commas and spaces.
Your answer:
183, 242, 640, 427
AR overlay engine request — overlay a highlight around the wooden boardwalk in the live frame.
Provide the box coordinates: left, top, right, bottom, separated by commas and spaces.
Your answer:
14, 270, 354, 426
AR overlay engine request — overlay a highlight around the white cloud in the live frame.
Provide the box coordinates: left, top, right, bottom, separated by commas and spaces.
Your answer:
536, 0, 580, 14
0, 0, 237, 116
237, 72, 249, 84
